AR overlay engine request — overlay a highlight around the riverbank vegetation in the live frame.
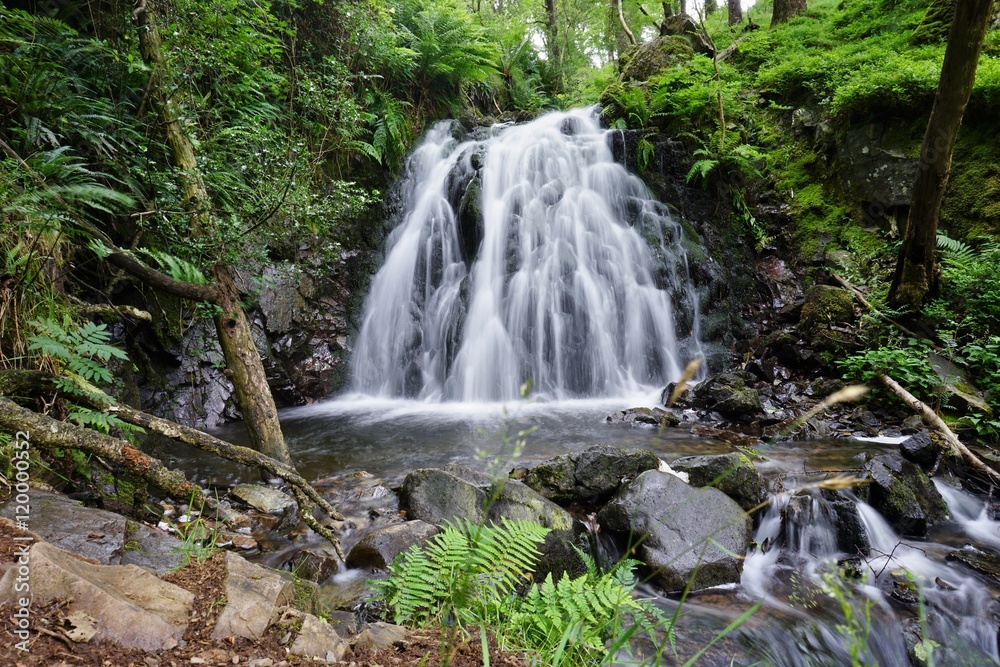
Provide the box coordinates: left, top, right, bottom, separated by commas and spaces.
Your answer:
1, 0, 1000, 663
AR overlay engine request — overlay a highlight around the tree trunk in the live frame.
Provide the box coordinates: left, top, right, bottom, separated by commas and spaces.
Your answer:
771, 0, 806, 26
131, 1, 292, 465
211, 264, 291, 465
729, 0, 743, 25
133, 0, 211, 237
887, 0, 993, 310
616, 0, 636, 46
544, 0, 562, 92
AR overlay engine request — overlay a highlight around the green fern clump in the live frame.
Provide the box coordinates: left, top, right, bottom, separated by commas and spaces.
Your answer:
375, 518, 549, 627
373, 520, 673, 666
27, 317, 140, 435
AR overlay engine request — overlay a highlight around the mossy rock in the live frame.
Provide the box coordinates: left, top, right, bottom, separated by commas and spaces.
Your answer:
619, 35, 695, 83
670, 453, 768, 512
799, 285, 855, 335
861, 454, 948, 537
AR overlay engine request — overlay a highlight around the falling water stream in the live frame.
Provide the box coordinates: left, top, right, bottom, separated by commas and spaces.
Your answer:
195, 109, 1000, 664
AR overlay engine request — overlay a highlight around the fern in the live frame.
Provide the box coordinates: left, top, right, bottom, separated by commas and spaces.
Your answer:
374, 518, 549, 627
137, 249, 209, 285
26, 317, 141, 436
937, 233, 977, 267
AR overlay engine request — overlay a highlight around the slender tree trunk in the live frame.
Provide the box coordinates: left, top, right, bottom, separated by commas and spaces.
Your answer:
888, 0, 993, 310
729, 0, 743, 25
771, 0, 806, 26
211, 264, 291, 465
134, 0, 210, 237
544, 0, 562, 92
616, 0, 636, 46
131, 0, 292, 465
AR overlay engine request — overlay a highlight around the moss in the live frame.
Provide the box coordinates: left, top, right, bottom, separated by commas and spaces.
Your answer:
619, 36, 695, 83
940, 125, 1000, 240
124, 540, 141, 551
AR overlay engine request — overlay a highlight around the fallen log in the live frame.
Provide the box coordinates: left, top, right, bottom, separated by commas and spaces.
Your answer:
878, 373, 1000, 484
0, 370, 344, 557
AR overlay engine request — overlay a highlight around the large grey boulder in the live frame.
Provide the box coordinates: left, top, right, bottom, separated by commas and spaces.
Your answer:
486, 480, 574, 531
525, 445, 660, 504
598, 471, 752, 592
400, 469, 487, 524
211, 551, 294, 640
346, 521, 440, 570
670, 453, 768, 512
0, 540, 192, 650
861, 453, 948, 537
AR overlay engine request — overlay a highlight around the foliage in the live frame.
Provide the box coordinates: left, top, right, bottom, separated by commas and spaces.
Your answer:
375, 518, 548, 627
839, 334, 940, 400
26, 317, 140, 435
374, 519, 672, 666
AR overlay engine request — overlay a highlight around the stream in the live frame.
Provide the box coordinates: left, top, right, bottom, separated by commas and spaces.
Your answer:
184, 107, 1000, 664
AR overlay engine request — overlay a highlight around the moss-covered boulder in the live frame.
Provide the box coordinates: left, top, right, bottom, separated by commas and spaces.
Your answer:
670, 453, 768, 512
799, 285, 855, 337
524, 444, 660, 504
619, 35, 695, 83
861, 453, 948, 537
690, 372, 763, 419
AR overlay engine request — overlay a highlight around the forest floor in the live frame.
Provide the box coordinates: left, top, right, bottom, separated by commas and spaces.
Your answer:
0, 521, 529, 666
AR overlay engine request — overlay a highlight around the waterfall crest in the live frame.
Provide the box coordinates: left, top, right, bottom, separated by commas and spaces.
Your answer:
352, 108, 700, 402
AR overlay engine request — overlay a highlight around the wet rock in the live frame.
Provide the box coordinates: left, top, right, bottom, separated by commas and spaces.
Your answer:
827, 495, 871, 555
325, 609, 359, 637
861, 453, 948, 536
899, 430, 937, 468
691, 372, 762, 419
400, 468, 487, 524
946, 546, 1000, 585
346, 521, 440, 570
443, 463, 495, 487
524, 445, 660, 504
211, 551, 294, 640
290, 612, 352, 663
929, 351, 994, 417
670, 453, 767, 512
231, 484, 297, 513
598, 470, 752, 592
607, 406, 681, 427
487, 480, 574, 531
799, 285, 855, 337
292, 547, 341, 583
0, 541, 192, 650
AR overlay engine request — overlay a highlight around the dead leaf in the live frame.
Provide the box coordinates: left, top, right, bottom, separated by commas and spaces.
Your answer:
63, 611, 98, 643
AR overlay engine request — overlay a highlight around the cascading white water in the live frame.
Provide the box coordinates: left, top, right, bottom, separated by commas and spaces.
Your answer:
352, 108, 700, 402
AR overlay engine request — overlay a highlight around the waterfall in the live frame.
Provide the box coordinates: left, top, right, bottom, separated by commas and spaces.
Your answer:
352, 107, 701, 402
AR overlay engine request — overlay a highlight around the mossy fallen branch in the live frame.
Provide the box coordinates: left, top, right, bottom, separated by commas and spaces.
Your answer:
0, 370, 345, 557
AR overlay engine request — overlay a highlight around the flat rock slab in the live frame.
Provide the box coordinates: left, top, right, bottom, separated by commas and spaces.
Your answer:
353, 621, 408, 652
290, 612, 352, 662
0, 541, 192, 650
0, 490, 125, 565
122, 520, 186, 573
231, 484, 297, 513
211, 551, 294, 640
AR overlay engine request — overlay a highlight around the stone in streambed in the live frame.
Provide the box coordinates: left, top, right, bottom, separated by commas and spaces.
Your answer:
861, 453, 947, 537
346, 520, 440, 570
899, 430, 937, 468
598, 470, 751, 592
525, 444, 661, 504
400, 468, 486, 524
670, 453, 767, 512
231, 484, 297, 513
